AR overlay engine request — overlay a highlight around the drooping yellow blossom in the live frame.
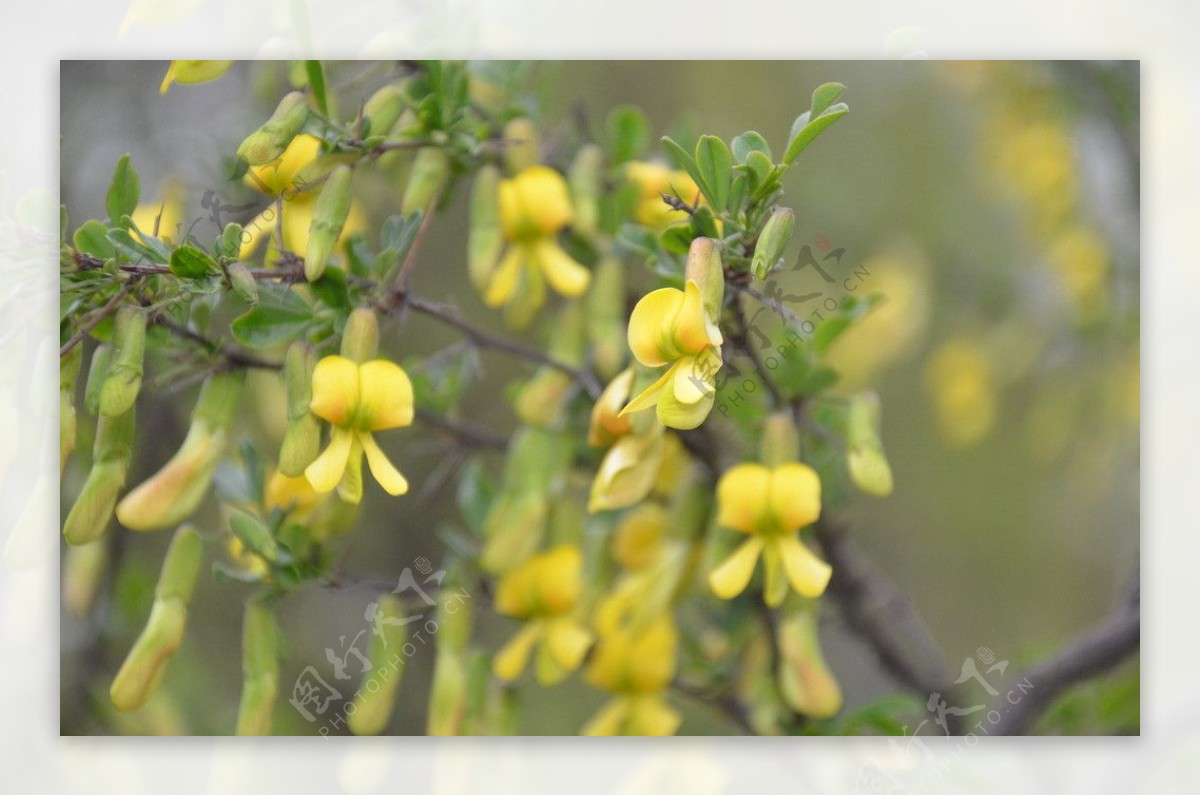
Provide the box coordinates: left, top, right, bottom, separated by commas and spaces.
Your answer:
478, 166, 592, 322
130, 179, 186, 245
492, 545, 593, 685
620, 280, 723, 430
304, 356, 413, 505
159, 60, 233, 94
582, 608, 681, 736
708, 462, 831, 607
924, 338, 997, 448
624, 161, 701, 229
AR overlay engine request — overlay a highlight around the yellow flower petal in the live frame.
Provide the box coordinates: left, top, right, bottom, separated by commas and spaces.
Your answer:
589, 368, 635, 446
532, 238, 591, 297
672, 353, 716, 405
628, 695, 682, 736
627, 287, 684, 367
357, 360, 414, 431
484, 244, 526, 307
359, 432, 409, 496
656, 372, 716, 430
762, 539, 789, 608
675, 280, 716, 354
715, 463, 771, 533
546, 618, 593, 671
304, 427, 354, 493
582, 698, 630, 736
309, 356, 360, 426
493, 623, 540, 682
618, 364, 675, 417
336, 434, 364, 505
777, 534, 832, 598
500, 166, 574, 239
708, 536, 766, 599
770, 463, 822, 532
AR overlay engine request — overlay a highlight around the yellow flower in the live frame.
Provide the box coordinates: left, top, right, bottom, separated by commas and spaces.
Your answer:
492, 545, 593, 685
612, 503, 667, 571
620, 281, 724, 430
625, 161, 699, 229
265, 470, 320, 519
480, 166, 591, 322
582, 614, 681, 736
304, 356, 413, 504
159, 60, 233, 94
244, 133, 322, 197
924, 338, 997, 448
130, 179, 186, 245
708, 462, 830, 607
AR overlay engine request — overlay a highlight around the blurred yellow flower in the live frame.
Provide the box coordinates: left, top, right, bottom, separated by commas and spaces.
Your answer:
304, 356, 413, 504
1047, 225, 1110, 324
582, 613, 681, 736
708, 462, 830, 607
612, 503, 667, 571
492, 545, 593, 685
159, 60, 233, 94
924, 338, 997, 448
130, 179, 186, 246
624, 161, 699, 229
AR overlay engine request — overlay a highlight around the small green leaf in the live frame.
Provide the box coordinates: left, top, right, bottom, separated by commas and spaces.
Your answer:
308, 265, 350, 311
73, 220, 115, 258
746, 150, 774, 185
229, 509, 281, 562
784, 103, 849, 165
106, 154, 140, 226
810, 82, 846, 118
694, 135, 732, 212
305, 60, 330, 118
659, 224, 692, 255
607, 105, 649, 164
230, 287, 314, 348
731, 131, 772, 164
660, 136, 704, 191
169, 243, 218, 279
689, 206, 720, 240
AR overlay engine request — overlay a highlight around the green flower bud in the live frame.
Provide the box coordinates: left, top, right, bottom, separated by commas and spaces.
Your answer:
61, 345, 82, 474
427, 647, 467, 736
110, 526, 204, 712
226, 262, 258, 305
684, 237, 725, 319
115, 371, 242, 531
304, 164, 353, 282
219, 222, 245, 259
99, 306, 145, 417
362, 84, 406, 138
846, 391, 893, 497
63, 408, 135, 545
400, 147, 451, 217
514, 303, 586, 428
586, 258, 627, 379
63, 537, 108, 617
468, 165, 503, 292
751, 207, 795, 279
568, 143, 603, 236
237, 91, 310, 166
236, 599, 280, 736
760, 411, 799, 467
83, 344, 112, 416
778, 601, 842, 719
340, 307, 378, 363
279, 414, 320, 477
347, 595, 408, 735
502, 118, 541, 174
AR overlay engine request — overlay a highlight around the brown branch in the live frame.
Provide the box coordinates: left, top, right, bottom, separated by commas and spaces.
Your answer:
413, 407, 508, 451
59, 281, 134, 358
814, 518, 954, 696
992, 575, 1140, 736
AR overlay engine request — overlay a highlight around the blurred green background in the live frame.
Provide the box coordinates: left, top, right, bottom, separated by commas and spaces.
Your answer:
60, 60, 1139, 735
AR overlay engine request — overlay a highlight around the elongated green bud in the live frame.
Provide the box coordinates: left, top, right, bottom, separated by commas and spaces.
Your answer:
514, 303, 586, 427
568, 143, 603, 236
460, 651, 492, 735
84, 344, 112, 415
760, 411, 799, 467
116, 371, 243, 531
279, 342, 320, 476
468, 165, 503, 291
304, 164, 353, 281
503, 118, 541, 174
778, 601, 842, 719
236, 600, 280, 735
340, 307, 378, 363
226, 262, 258, 305
362, 84, 406, 138
684, 237, 725, 319
110, 526, 204, 711
63, 408, 135, 545
61, 345, 82, 474
99, 306, 145, 417
400, 147, 451, 216
427, 571, 472, 736
751, 207, 795, 279
846, 391, 893, 497
237, 91, 309, 166
284, 342, 315, 418
347, 595, 408, 735
63, 537, 108, 616
586, 257, 626, 379
219, 222, 244, 259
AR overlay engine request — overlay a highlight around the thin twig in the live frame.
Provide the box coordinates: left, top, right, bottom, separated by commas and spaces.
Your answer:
414, 407, 508, 451
731, 292, 783, 407
734, 283, 804, 327
59, 282, 134, 358
671, 678, 757, 736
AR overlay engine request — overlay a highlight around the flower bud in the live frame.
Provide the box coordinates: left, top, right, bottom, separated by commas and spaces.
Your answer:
514, 303, 586, 427
427, 648, 468, 736
568, 143, 603, 236
83, 344, 112, 415
236, 599, 280, 735
219, 222, 244, 259
63, 408, 135, 545
63, 537, 108, 617
110, 526, 204, 712
237, 91, 310, 166
778, 601, 842, 719
846, 391, 893, 497
116, 371, 242, 531
362, 84, 407, 138
61, 345, 82, 474
502, 118, 541, 174
226, 261, 258, 305
586, 258, 627, 379
279, 414, 320, 478
588, 427, 666, 514
347, 595, 408, 735
160, 60, 233, 94
401, 147, 452, 216
751, 207, 794, 279
304, 164, 353, 281
340, 307, 378, 363
760, 411, 799, 467
468, 165, 503, 291
99, 305, 145, 417
588, 367, 635, 447
684, 237, 725, 319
